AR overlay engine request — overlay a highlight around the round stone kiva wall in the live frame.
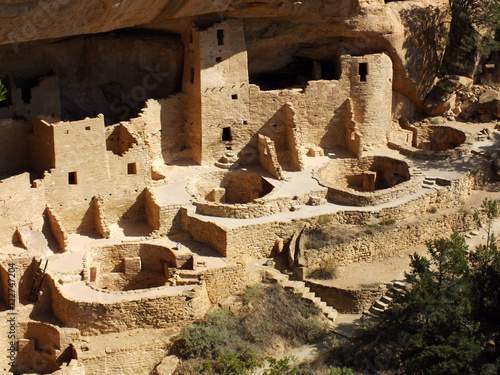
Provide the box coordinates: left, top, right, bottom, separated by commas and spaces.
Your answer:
316, 156, 420, 206
418, 126, 466, 151
187, 170, 274, 204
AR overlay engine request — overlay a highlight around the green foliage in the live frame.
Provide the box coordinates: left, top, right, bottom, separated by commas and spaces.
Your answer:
429, 117, 441, 125
240, 284, 264, 306
196, 352, 261, 375
175, 284, 328, 373
329, 215, 500, 373
317, 215, 332, 226
307, 257, 339, 280
429, 206, 438, 213
176, 309, 245, 360
263, 356, 298, 375
0, 80, 6, 103
365, 217, 396, 234
325, 367, 354, 375
441, 0, 500, 76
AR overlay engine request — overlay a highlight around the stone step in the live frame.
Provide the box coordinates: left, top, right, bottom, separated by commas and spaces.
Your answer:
391, 286, 405, 294
380, 295, 394, 304
423, 179, 435, 185
327, 310, 338, 321
317, 300, 328, 310
374, 300, 389, 310
369, 305, 384, 316
214, 162, 231, 169
301, 292, 315, 300
393, 280, 409, 289
294, 286, 310, 294
176, 278, 201, 285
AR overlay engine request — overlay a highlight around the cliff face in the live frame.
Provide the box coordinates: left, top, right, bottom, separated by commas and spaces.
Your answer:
0, 0, 449, 119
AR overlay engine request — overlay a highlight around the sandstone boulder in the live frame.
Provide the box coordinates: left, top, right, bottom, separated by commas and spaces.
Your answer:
153, 355, 180, 375
424, 76, 473, 116
479, 89, 500, 118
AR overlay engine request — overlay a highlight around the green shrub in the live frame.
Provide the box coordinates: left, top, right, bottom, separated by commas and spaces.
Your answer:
326, 366, 354, 375
176, 309, 242, 359
240, 284, 264, 305
365, 217, 396, 234
175, 284, 328, 368
317, 215, 332, 226
308, 258, 338, 280
429, 206, 438, 213
429, 117, 440, 125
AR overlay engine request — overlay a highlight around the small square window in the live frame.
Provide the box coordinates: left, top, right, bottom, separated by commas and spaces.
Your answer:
232, 94, 238, 100
68, 172, 77, 185
216, 57, 222, 63
243, 120, 248, 125
127, 163, 137, 175
85, 126, 91, 130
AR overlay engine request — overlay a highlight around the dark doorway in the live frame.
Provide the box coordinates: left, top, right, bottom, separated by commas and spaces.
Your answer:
359, 63, 368, 82
222, 127, 232, 141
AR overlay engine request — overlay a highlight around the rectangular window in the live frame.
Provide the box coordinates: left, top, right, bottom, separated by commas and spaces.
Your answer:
222, 127, 232, 141
190, 67, 195, 84
231, 94, 238, 100
359, 62, 368, 82
216, 57, 222, 63
217, 29, 224, 46
68, 172, 77, 185
127, 162, 137, 175
85, 126, 91, 130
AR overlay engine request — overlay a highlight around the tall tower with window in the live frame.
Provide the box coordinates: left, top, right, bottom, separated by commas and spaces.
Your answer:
341, 53, 393, 155
183, 19, 250, 165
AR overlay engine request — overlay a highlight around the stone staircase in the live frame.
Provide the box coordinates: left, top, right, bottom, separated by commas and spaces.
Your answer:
265, 268, 338, 323
169, 269, 203, 286
422, 175, 452, 190
215, 152, 238, 169
367, 280, 410, 317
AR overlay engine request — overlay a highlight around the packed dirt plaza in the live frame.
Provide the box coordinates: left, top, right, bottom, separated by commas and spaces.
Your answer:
0, 0, 500, 374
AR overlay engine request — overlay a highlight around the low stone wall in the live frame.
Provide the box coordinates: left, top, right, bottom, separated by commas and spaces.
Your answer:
315, 156, 422, 206
203, 265, 249, 304
45, 205, 69, 252
48, 275, 211, 335
324, 178, 423, 206
303, 211, 478, 268
388, 141, 472, 160
181, 209, 228, 256
194, 190, 326, 219
305, 280, 388, 314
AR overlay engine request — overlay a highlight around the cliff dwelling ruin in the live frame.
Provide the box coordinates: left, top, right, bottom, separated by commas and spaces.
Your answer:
0, 0, 499, 374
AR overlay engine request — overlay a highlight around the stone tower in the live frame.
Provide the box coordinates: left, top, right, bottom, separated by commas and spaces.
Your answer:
183, 19, 250, 165
341, 53, 393, 156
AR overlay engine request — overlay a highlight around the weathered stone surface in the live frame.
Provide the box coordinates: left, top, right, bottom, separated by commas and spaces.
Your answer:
479, 89, 500, 118
424, 76, 473, 116
153, 355, 180, 375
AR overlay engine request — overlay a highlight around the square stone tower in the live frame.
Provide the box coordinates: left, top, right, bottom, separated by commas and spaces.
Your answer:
183, 19, 250, 165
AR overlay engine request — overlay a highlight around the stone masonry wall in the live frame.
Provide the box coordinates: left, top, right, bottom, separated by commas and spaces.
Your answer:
48, 275, 211, 335
0, 173, 45, 246
0, 118, 32, 176
203, 265, 249, 304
